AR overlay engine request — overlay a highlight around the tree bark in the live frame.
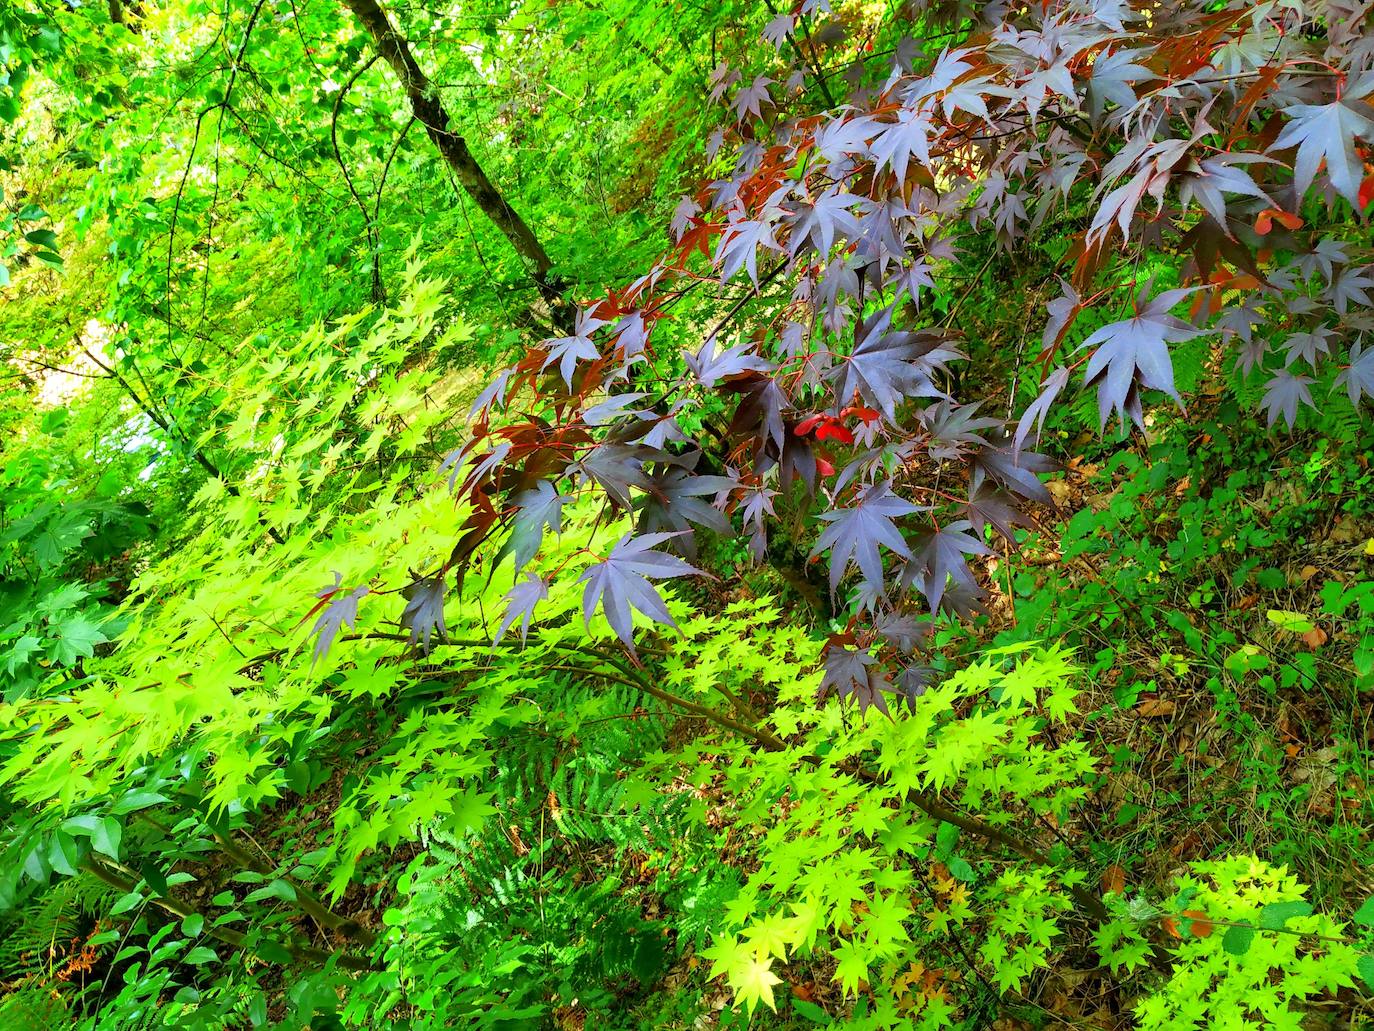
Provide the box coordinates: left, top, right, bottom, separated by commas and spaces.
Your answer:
339, 0, 564, 310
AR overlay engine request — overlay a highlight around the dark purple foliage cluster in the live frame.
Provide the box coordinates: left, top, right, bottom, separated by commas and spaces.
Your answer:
324, 2, 1374, 712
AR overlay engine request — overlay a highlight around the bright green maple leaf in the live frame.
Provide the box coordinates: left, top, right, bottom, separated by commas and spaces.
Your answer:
831, 938, 870, 997
742, 909, 790, 962
5, 634, 42, 675
731, 953, 782, 1013
45, 615, 107, 666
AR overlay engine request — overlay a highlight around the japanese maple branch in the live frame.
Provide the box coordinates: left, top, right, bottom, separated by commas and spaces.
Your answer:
565, 644, 1117, 926
80, 344, 286, 546
760, 0, 835, 107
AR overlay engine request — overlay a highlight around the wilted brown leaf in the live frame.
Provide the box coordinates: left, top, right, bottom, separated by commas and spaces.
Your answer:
1100, 864, 1126, 895
1136, 698, 1176, 718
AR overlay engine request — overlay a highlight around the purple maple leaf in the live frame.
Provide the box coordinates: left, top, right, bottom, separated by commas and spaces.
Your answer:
468, 368, 514, 422
578, 442, 653, 509
400, 574, 447, 653
813, 115, 877, 165
542, 309, 609, 388
1260, 370, 1316, 429
500, 481, 566, 572
809, 481, 925, 596
1328, 266, 1374, 315
905, 520, 992, 614
832, 306, 956, 421
579, 532, 703, 652
311, 574, 369, 661
685, 336, 774, 387
715, 217, 783, 287
733, 75, 775, 123
670, 196, 699, 241
708, 62, 740, 104
1271, 99, 1374, 207
817, 645, 896, 715
869, 106, 933, 185
1080, 288, 1199, 429
762, 11, 793, 48
1336, 338, 1374, 406
786, 188, 864, 258
494, 572, 549, 647
1013, 366, 1070, 452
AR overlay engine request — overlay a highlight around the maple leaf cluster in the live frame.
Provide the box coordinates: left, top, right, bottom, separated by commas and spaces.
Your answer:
329, 0, 1374, 711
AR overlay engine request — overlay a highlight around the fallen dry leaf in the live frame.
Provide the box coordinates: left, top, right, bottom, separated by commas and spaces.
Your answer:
1100, 864, 1127, 895
1136, 698, 1176, 718
1301, 627, 1327, 649
1047, 478, 1074, 505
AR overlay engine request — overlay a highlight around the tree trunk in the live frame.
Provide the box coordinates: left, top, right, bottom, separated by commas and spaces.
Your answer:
339, 0, 564, 311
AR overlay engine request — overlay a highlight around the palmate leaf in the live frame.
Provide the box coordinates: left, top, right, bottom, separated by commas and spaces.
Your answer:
714, 217, 782, 287
965, 483, 1035, 540
493, 572, 548, 647
869, 106, 932, 185
1271, 99, 1374, 207
732, 75, 775, 123
1336, 338, 1374, 406
579, 531, 702, 652
813, 115, 877, 164
578, 442, 654, 509
831, 306, 956, 421
817, 645, 896, 715
1080, 287, 1199, 429
728, 373, 790, 452
399, 573, 447, 653
921, 400, 1000, 460
1328, 265, 1374, 315
737, 482, 778, 561
874, 611, 932, 653
786, 188, 864, 259
541, 309, 609, 388
686, 336, 774, 387
1178, 154, 1274, 227
905, 520, 992, 614
311, 574, 370, 661
809, 481, 925, 596
45, 614, 108, 667
636, 462, 736, 551
708, 61, 740, 103
970, 435, 1056, 504
1013, 366, 1070, 452
1260, 370, 1315, 429
761, 11, 793, 49
1282, 327, 1335, 368
1085, 47, 1151, 119
669, 195, 700, 241
498, 480, 566, 572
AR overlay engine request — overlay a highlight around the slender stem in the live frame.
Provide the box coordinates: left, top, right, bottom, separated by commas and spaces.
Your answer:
330, 52, 386, 303
80, 343, 285, 546
761, 0, 835, 107
206, 827, 376, 946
